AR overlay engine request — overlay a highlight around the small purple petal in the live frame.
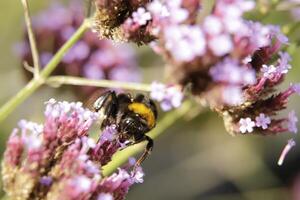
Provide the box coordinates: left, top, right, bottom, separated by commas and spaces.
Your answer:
239, 117, 255, 133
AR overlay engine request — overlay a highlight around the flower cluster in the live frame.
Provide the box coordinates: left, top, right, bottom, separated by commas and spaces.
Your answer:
95, 0, 300, 135
150, 82, 184, 111
17, 1, 141, 97
93, 0, 200, 44
2, 99, 144, 200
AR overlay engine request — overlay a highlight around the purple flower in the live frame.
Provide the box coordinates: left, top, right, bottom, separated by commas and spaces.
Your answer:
255, 113, 271, 130
239, 118, 256, 133
245, 21, 271, 49
167, 6, 189, 23
210, 58, 256, 85
63, 41, 90, 63
132, 7, 152, 26
147, 0, 169, 18
261, 64, 277, 79
161, 86, 184, 111
40, 176, 53, 186
97, 193, 114, 200
288, 110, 298, 133
203, 16, 223, 35
150, 82, 184, 111
208, 34, 233, 56
150, 82, 167, 101
70, 175, 92, 192
164, 25, 206, 62
277, 51, 292, 74
222, 86, 244, 106
268, 25, 289, 45
131, 167, 145, 183
2, 99, 144, 200
292, 83, 300, 95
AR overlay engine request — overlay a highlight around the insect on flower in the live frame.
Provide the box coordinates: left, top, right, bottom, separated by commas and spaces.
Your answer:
93, 91, 158, 169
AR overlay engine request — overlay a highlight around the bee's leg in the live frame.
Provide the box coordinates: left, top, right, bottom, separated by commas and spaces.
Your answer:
133, 135, 153, 170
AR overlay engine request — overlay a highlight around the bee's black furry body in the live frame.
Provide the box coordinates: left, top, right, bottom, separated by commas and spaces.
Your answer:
94, 91, 157, 167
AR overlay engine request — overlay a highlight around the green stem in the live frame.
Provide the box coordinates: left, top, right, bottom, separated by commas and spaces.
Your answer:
40, 20, 90, 78
102, 101, 193, 176
47, 76, 152, 92
21, 0, 41, 76
0, 20, 90, 123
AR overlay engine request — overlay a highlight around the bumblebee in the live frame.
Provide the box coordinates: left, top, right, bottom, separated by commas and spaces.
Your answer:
94, 91, 158, 168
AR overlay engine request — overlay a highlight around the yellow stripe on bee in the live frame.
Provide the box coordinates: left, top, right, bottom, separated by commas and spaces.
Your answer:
128, 103, 156, 128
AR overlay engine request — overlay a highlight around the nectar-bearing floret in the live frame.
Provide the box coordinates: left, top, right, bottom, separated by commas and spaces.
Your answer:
150, 82, 184, 111
2, 99, 144, 200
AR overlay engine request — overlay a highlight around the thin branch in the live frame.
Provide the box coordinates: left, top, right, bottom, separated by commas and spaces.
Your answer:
46, 76, 152, 92
86, 0, 93, 18
21, 0, 41, 78
23, 61, 35, 74
0, 20, 90, 123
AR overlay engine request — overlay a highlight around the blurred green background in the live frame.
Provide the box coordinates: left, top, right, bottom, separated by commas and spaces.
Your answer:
0, 0, 300, 200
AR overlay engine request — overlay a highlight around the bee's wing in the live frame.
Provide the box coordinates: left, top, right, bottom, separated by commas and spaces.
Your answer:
84, 90, 106, 111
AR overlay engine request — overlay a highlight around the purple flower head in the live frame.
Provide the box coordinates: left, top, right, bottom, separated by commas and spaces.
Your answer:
288, 110, 298, 134
239, 118, 256, 134
125, 0, 300, 137
2, 99, 145, 200
255, 113, 271, 130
